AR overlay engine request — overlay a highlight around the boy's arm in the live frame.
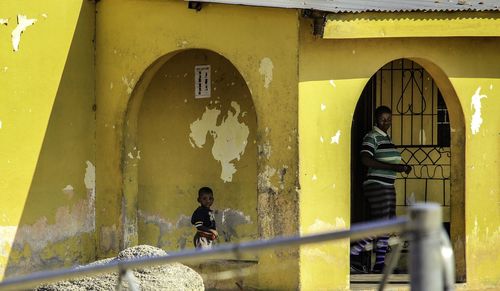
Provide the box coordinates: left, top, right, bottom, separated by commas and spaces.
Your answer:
193, 221, 213, 233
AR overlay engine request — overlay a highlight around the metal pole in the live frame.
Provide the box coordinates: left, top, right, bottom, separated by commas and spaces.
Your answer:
0, 217, 408, 290
409, 203, 443, 291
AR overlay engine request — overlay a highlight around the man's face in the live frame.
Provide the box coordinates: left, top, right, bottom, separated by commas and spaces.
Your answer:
199, 193, 214, 208
377, 112, 392, 133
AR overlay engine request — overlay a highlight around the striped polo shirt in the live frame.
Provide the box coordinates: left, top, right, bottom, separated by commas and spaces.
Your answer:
361, 126, 402, 186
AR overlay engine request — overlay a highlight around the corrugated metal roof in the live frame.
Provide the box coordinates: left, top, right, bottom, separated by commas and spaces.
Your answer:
191, 0, 500, 13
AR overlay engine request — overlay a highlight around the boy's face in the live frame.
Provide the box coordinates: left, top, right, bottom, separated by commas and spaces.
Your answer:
198, 193, 214, 208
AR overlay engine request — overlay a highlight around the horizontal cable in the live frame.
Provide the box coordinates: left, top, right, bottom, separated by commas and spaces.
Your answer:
0, 217, 408, 290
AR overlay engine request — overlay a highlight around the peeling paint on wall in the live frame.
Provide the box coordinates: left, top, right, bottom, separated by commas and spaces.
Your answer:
11, 15, 37, 52
6, 172, 96, 275
189, 102, 249, 182
84, 161, 96, 196
320, 104, 326, 111
139, 208, 253, 247
258, 165, 277, 194
330, 130, 341, 144
139, 210, 192, 248
258, 57, 273, 89
0, 226, 16, 257
122, 76, 135, 95
471, 87, 487, 135
10, 161, 96, 262
258, 140, 272, 160
62, 185, 74, 199
306, 217, 346, 234
0, 19, 8, 25
214, 208, 252, 242
329, 80, 336, 88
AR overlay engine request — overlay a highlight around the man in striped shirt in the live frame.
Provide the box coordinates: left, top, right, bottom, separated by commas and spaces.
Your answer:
350, 106, 412, 274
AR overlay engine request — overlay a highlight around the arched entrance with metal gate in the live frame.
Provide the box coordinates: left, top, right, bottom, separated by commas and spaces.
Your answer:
351, 58, 465, 280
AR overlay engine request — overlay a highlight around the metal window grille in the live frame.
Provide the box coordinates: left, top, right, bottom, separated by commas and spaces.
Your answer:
373, 59, 451, 213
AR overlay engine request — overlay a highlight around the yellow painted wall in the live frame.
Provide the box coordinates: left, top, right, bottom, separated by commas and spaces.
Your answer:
0, 1, 498, 289
299, 14, 500, 289
0, 0, 95, 280
136, 49, 258, 250
96, 1, 300, 289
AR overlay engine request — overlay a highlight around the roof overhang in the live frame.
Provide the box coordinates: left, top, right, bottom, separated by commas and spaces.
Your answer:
323, 12, 500, 39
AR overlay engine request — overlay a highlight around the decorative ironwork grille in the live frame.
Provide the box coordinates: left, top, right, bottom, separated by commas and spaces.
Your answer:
373, 59, 451, 219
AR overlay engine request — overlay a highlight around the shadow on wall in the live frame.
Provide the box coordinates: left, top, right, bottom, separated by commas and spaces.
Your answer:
4, 3, 96, 277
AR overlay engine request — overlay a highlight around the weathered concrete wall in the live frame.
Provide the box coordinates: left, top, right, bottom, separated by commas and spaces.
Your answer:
96, 1, 300, 289
299, 14, 500, 289
0, 0, 95, 279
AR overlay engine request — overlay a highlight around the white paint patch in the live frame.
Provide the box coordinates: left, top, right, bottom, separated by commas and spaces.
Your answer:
335, 217, 346, 229
0, 19, 8, 25
307, 218, 345, 234
177, 40, 189, 48
12, 189, 95, 254
139, 210, 174, 232
258, 165, 277, 193
41, 13, 48, 19
258, 140, 272, 160
470, 87, 487, 135
11, 15, 37, 51
258, 57, 273, 89
320, 136, 324, 143
84, 161, 96, 195
189, 102, 250, 182
489, 84, 493, 90
128, 152, 134, 159
121, 76, 135, 95
62, 185, 74, 198
138, 211, 193, 245
308, 219, 335, 233
0, 120, 2, 129
312, 174, 317, 181
0, 226, 17, 257
189, 107, 220, 148
329, 80, 336, 88
320, 104, 326, 111
62, 185, 74, 192
330, 130, 341, 144
419, 129, 427, 145
214, 208, 252, 241
473, 216, 478, 237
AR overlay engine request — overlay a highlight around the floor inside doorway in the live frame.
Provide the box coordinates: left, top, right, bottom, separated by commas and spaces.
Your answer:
350, 274, 409, 290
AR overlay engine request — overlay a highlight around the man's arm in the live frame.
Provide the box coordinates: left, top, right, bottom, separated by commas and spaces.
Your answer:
361, 152, 411, 173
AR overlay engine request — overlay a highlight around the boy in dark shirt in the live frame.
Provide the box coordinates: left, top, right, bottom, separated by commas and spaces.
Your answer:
191, 187, 218, 249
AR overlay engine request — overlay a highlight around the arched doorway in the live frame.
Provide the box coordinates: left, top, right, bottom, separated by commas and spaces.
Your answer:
124, 49, 258, 252
351, 58, 465, 279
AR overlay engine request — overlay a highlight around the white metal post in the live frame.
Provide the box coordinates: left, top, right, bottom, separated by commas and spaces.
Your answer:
409, 203, 443, 291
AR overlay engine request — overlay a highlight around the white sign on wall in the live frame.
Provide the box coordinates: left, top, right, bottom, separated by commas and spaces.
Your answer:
194, 65, 211, 98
